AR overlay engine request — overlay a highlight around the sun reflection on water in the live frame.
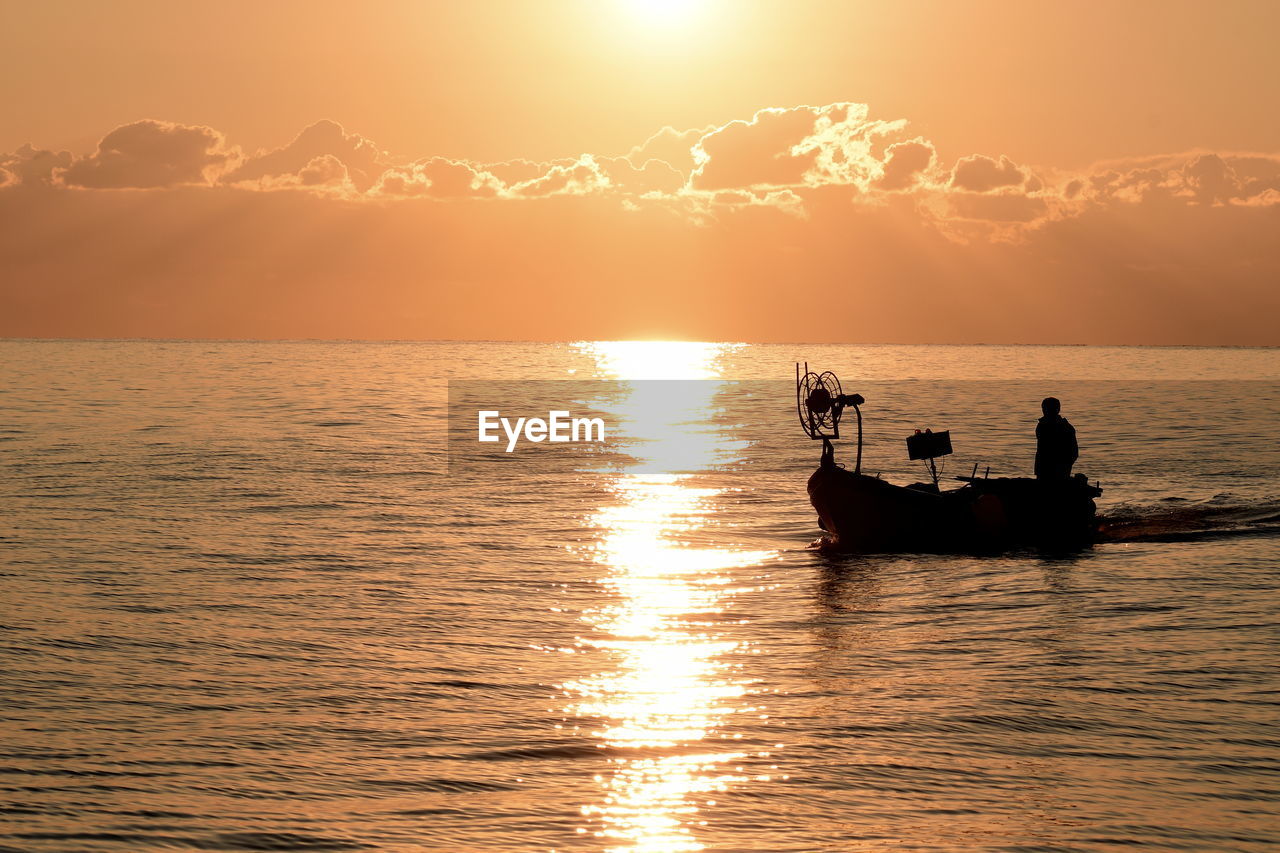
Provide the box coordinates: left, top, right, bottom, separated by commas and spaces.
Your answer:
566, 341, 774, 852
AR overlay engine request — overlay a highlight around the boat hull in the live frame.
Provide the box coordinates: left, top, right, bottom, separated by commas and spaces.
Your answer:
808, 464, 1100, 553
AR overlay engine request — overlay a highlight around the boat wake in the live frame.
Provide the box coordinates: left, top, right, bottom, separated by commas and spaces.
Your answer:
1097, 496, 1280, 544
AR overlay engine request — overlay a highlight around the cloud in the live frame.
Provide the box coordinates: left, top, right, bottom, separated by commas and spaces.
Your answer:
245, 154, 357, 196
472, 154, 685, 199
876, 138, 937, 191
296, 154, 350, 187
479, 158, 546, 187
626, 125, 708, 177
718, 187, 807, 217
1062, 151, 1280, 210
7, 168, 1276, 344
1084, 165, 1172, 204
510, 155, 611, 197
371, 157, 504, 198
790, 103, 909, 188
690, 106, 828, 190
222, 120, 390, 192
688, 103, 918, 193
950, 153, 1029, 193
1224, 153, 1280, 198
597, 156, 685, 195
59, 120, 238, 188
1179, 153, 1239, 205
0, 144, 74, 187
1234, 188, 1280, 207
945, 190, 1049, 224
6, 107, 1280, 258
3, 105, 1279, 345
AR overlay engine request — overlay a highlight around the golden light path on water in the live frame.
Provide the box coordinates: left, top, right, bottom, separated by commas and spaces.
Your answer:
567, 342, 776, 852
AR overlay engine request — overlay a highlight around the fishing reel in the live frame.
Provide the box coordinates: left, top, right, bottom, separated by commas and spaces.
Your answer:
796, 363, 865, 473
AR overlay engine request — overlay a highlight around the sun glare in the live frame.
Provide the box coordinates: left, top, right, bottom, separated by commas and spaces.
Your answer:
624, 0, 703, 25
563, 339, 774, 850
579, 340, 730, 381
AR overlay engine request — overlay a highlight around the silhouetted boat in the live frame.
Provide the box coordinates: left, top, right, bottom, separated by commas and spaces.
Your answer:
808, 464, 1102, 552
796, 365, 1102, 553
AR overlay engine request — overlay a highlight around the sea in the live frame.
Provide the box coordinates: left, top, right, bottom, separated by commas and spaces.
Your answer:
2, 340, 1278, 853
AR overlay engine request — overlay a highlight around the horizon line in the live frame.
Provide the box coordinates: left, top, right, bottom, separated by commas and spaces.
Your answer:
1, 336, 1276, 350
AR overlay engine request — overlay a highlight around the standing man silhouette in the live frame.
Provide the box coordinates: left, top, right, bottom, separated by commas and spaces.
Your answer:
1035, 397, 1078, 480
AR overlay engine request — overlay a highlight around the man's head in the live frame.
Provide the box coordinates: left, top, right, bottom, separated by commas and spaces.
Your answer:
1041, 396, 1061, 417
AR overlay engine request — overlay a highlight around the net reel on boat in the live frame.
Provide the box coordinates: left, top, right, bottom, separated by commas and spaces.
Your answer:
796, 363, 865, 474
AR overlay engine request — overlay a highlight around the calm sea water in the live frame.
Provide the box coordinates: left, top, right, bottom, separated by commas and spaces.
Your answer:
2, 341, 1278, 853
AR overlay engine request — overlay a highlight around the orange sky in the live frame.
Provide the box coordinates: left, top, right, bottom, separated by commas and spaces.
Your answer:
2, 0, 1278, 343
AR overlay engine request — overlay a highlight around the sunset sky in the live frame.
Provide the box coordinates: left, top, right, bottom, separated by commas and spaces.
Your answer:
3, 0, 1277, 344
